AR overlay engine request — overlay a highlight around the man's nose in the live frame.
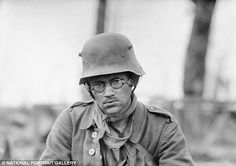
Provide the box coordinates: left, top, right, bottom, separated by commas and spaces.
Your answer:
104, 84, 115, 96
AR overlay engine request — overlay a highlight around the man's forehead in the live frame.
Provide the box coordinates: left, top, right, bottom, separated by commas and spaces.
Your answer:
88, 73, 128, 82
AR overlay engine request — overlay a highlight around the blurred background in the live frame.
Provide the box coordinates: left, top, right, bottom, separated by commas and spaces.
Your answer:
0, 0, 236, 165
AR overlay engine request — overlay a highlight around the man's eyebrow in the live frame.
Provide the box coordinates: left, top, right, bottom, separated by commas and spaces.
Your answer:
111, 76, 121, 79
110, 76, 125, 80
91, 74, 126, 82
93, 80, 105, 84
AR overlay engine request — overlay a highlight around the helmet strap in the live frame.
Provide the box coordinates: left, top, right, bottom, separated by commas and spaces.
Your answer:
84, 83, 95, 99
130, 75, 142, 94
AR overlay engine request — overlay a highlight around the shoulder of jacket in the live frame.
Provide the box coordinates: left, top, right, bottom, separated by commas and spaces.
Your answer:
67, 100, 94, 112
147, 105, 173, 123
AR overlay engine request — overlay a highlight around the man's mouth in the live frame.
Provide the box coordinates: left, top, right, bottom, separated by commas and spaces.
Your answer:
103, 99, 118, 105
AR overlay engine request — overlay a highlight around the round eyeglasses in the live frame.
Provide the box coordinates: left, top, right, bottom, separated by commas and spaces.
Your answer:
91, 78, 129, 93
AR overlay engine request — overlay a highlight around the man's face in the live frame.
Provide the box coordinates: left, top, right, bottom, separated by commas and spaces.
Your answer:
88, 73, 133, 115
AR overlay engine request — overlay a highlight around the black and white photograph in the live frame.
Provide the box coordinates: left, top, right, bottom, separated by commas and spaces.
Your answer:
1, 0, 236, 165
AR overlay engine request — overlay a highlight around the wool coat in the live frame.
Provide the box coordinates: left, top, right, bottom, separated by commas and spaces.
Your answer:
40, 100, 194, 166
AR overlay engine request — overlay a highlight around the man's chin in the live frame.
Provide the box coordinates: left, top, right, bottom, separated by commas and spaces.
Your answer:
103, 107, 121, 116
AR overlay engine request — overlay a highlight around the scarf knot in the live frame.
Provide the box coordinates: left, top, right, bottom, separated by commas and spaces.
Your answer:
93, 94, 137, 149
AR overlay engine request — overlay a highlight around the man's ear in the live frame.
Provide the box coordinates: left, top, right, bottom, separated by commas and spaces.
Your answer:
129, 74, 139, 86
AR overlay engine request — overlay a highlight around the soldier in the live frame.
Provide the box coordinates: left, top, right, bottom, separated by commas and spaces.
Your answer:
40, 33, 195, 166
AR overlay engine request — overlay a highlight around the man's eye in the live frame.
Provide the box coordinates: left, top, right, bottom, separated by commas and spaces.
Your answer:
93, 82, 104, 87
112, 79, 122, 84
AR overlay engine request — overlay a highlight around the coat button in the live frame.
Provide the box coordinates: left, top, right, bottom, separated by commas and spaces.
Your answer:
92, 132, 98, 138
88, 148, 95, 156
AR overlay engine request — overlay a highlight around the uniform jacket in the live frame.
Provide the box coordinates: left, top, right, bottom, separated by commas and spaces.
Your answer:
40, 100, 194, 166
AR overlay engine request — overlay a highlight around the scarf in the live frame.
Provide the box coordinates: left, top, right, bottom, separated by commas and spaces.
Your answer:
93, 94, 137, 149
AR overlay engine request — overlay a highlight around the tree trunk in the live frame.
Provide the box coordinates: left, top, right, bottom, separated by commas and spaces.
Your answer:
183, 0, 217, 97
96, 0, 107, 34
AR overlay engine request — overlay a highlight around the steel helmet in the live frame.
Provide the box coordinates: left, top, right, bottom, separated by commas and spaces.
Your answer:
79, 33, 145, 84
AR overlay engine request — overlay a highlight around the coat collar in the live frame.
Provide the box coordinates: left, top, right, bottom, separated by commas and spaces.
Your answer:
79, 103, 96, 129
129, 102, 147, 143
78, 100, 146, 144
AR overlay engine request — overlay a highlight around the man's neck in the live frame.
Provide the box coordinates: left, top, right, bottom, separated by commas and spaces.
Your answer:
110, 116, 129, 134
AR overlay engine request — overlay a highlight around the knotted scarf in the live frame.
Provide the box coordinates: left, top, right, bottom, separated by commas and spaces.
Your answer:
93, 94, 137, 149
